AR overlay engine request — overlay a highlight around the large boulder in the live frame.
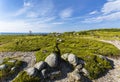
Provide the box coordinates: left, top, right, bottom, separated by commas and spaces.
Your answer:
0, 64, 7, 70
61, 53, 69, 60
68, 54, 78, 66
34, 61, 47, 71
26, 67, 38, 76
45, 53, 58, 68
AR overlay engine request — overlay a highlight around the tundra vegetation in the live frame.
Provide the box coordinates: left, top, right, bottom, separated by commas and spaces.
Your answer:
0, 28, 120, 81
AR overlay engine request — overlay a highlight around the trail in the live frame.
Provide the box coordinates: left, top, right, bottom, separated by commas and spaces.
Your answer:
93, 40, 120, 82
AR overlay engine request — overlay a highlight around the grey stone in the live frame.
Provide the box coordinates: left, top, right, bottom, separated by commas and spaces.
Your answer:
45, 53, 58, 68
41, 69, 48, 78
61, 53, 69, 60
68, 54, 78, 66
50, 71, 61, 79
8, 59, 17, 63
75, 64, 83, 72
34, 61, 46, 71
26, 67, 37, 76
82, 68, 89, 76
11, 67, 16, 71
0, 64, 7, 70
70, 70, 81, 81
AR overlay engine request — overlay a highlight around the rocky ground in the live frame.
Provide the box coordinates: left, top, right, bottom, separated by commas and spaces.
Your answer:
0, 40, 120, 82
0, 52, 36, 70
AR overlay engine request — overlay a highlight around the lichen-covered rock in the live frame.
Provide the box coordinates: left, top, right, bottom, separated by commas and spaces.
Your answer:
61, 53, 69, 60
0, 64, 7, 70
34, 61, 47, 71
45, 53, 58, 68
82, 68, 89, 76
68, 54, 78, 66
26, 67, 37, 76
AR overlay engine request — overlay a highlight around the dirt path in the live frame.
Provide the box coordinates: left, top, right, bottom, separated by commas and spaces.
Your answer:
93, 40, 120, 82
0, 52, 36, 69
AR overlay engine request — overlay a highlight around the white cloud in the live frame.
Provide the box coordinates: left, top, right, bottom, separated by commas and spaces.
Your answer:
83, 0, 120, 23
89, 11, 98, 15
59, 8, 73, 19
102, 0, 120, 14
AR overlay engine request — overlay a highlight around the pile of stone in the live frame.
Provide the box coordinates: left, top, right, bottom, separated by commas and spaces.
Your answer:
25, 53, 89, 81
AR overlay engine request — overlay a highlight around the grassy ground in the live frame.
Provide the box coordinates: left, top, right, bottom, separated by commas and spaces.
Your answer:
0, 28, 120, 79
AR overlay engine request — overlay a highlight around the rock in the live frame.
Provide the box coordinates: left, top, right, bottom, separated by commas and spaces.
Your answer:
75, 64, 83, 72
69, 70, 81, 81
41, 69, 48, 78
61, 53, 69, 60
34, 61, 47, 71
45, 53, 58, 68
50, 71, 61, 79
8, 59, 17, 63
82, 68, 89, 76
26, 67, 37, 76
68, 54, 78, 66
0, 64, 7, 70
11, 67, 16, 71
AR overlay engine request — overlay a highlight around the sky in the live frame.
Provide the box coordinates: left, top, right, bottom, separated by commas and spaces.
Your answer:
0, 0, 120, 32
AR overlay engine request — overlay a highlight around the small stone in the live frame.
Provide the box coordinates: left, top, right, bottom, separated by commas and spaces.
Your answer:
50, 71, 61, 79
0, 64, 7, 70
26, 67, 37, 76
34, 61, 47, 71
75, 64, 83, 72
11, 67, 16, 71
45, 53, 58, 68
8, 59, 17, 63
70, 70, 81, 81
41, 69, 48, 78
0, 58, 3, 64
82, 68, 89, 76
61, 53, 69, 60
68, 54, 78, 66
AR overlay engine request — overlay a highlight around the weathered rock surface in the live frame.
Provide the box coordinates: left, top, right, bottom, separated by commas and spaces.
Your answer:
34, 61, 47, 71
45, 53, 58, 68
26, 67, 37, 76
68, 54, 78, 66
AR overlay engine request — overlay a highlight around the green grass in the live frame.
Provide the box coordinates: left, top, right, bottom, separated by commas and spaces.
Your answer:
0, 58, 23, 79
13, 71, 40, 82
0, 28, 120, 79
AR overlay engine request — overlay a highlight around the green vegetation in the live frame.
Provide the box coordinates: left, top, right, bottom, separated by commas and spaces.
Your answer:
0, 28, 120, 79
13, 71, 40, 82
0, 58, 23, 79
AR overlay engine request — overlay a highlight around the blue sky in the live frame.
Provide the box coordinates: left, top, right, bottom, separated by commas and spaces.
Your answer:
0, 0, 120, 32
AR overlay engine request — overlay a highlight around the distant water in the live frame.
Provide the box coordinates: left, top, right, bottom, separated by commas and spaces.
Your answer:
0, 32, 49, 35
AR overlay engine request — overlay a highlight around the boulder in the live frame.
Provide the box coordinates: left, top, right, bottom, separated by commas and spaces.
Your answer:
82, 68, 89, 76
61, 53, 69, 60
26, 67, 37, 76
34, 61, 47, 71
68, 54, 78, 66
45, 53, 58, 68
0, 64, 7, 70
